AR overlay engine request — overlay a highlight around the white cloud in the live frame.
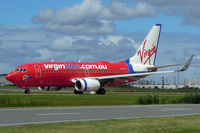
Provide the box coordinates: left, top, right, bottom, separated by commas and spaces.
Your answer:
98, 35, 124, 46
32, 0, 156, 34
51, 36, 74, 50
78, 36, 92, 41
137, 0, 200, 26
107, 35, 124, 44
33, 49, 52, 61
195, 55, 200, 60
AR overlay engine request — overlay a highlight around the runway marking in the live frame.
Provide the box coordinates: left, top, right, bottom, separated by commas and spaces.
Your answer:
36, 113, 80, 116
0, 113, 200, 127
161, 108, 192, 111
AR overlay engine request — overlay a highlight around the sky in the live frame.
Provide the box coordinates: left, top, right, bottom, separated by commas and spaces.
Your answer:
0, 0, 200, 84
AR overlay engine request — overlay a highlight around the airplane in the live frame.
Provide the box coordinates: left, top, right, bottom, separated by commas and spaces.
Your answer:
5, 24, 193, 94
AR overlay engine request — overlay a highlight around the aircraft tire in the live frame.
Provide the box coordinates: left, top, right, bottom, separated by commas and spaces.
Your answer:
25, 89, 30, 94
56, 87, 62, 91
96, 88, 105, 95
74, 89, 83, 95
46, 87, 50, 91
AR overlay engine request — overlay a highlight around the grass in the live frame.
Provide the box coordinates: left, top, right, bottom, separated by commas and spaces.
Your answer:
0, 86, 199, 107
0, 115, 200, 133
0, 91, 193, 107
0, 93, 139, 107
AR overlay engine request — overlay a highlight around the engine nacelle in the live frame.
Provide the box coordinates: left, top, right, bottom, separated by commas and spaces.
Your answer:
75, 78, 101, 92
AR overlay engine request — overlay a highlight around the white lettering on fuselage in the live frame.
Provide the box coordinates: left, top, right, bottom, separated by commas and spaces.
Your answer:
44, 64, 65, 70
44, 64, 107, 70
80, 65, 107, 69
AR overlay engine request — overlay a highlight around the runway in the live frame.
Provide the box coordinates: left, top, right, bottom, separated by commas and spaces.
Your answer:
0, 104, 200, 127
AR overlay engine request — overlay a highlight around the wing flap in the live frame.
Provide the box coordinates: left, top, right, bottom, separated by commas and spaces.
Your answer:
97, 70, 174, 81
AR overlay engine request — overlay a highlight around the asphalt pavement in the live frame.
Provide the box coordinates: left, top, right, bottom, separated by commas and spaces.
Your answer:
0, 104, 200, 127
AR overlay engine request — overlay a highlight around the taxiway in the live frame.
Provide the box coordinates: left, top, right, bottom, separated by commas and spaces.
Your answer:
0, 104, 200, 126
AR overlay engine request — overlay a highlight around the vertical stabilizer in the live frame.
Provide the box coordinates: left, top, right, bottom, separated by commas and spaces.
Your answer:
125, 24, 161, 73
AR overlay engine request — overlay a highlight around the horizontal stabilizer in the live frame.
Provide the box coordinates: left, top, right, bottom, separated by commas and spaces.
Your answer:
148, 63, 185, 71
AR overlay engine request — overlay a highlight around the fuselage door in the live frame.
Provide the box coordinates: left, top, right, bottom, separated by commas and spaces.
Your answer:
34, 65, 41, 78
85, 69, 89, 76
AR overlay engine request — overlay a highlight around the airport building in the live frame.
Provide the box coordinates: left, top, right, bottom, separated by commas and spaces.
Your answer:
129, 78, 200, 89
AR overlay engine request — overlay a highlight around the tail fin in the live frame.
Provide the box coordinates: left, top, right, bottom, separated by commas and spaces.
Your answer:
125, 24, 161, 73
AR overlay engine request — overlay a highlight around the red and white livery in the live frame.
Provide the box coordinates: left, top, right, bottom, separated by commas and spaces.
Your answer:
5, 24, 193, 94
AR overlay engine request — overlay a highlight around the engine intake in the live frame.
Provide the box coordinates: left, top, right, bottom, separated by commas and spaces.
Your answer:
75, 78, 100, 92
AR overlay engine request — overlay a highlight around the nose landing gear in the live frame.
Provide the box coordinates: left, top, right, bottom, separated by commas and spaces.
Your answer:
24, 89, 30, 94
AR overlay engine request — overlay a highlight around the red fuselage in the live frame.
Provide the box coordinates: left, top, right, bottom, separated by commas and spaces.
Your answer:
6, 61, 133, 89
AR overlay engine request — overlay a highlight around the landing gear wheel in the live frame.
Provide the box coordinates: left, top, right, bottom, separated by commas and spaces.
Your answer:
25, 89, 30, 94
46, 87, 50, 91
74, 89, 83, 95
56, 87, 62, 91
96, 88, 106, 95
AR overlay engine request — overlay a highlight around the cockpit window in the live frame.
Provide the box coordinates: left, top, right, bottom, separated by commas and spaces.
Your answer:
15, 68, 27, 72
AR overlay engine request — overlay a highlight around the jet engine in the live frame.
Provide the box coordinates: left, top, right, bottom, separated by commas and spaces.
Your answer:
75, 78, 101, 92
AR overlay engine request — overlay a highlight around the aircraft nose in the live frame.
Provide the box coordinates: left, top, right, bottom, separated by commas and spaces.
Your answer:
5, 73, 15, 82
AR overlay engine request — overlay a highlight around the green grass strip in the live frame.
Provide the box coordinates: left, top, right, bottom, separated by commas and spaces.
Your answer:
0, 91, 192, 107
0, 115, 200, 133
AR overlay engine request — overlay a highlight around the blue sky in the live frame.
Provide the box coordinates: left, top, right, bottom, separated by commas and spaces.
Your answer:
0, 0, 200, 84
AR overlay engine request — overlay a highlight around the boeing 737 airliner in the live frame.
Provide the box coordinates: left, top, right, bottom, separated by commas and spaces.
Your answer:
5, 24, 193, 94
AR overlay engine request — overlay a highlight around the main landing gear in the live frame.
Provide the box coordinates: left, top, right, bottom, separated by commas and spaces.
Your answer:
96, 88, 106, 95
74, 89, 83, 95
73, 88, 106, 95
24, 89, 30, 94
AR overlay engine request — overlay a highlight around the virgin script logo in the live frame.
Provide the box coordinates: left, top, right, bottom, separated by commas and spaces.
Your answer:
137, 39, 157, 65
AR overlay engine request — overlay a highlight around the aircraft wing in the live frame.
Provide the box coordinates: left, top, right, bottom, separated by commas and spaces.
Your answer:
96, 55, 193, 81
71, 55, 193, 84
0, 74, 7, 76
97, 71, 173, 81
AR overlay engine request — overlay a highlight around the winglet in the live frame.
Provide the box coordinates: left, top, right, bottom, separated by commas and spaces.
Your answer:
175, 55, 193, 72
